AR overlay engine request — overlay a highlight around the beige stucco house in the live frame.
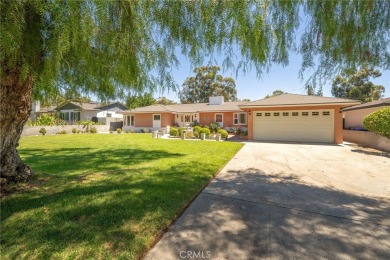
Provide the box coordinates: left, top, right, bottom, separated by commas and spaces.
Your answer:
343, 97, 390, 129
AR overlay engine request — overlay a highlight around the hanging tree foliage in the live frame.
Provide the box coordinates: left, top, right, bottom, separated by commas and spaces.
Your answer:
1, 0, 390, 182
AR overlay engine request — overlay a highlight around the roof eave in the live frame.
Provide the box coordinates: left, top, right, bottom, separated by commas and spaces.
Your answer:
239, 102, 360, 109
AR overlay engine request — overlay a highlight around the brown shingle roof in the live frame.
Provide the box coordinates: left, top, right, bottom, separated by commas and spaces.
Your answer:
121, 102, 246, 114
342, 97, 390, 111
240, 93, 359, 107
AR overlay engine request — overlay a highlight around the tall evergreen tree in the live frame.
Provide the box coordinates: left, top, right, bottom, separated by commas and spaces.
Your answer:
331, 67, 385, 102
1, 1, 390, 182
179, 66, 237, 103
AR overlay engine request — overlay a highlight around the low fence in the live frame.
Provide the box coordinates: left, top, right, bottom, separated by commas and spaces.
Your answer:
343, 130, 390, 152
22, 125, 110, 136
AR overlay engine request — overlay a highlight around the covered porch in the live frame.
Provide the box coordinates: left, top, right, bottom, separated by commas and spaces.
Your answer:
174, 113, 199, 127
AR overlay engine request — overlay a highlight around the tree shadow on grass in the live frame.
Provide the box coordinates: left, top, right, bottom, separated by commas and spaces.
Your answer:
1, 160, 216, 259
146, 169, 390, 259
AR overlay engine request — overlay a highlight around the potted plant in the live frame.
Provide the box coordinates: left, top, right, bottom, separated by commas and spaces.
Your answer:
240, 129, 248, 140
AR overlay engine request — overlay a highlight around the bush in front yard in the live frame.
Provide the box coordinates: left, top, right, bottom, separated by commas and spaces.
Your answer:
363, 108, 390, 138
170, 127, 178, 137
178, 127, 186, 136
208, 122, 220, 133
217, 129, 229, 139
199, 127, 210, 138
193, 126, 202, 133
90, 127, 97, 134
39, 127, 46, 135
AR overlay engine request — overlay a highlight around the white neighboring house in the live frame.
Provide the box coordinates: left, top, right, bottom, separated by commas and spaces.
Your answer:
95, 102, 127, 125
31, 100, 127, 126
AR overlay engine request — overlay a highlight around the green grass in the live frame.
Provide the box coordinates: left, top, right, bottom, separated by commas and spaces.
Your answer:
1, 134, 242, 259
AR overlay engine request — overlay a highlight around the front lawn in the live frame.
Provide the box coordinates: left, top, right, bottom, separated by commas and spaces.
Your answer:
1, 134, 242, 259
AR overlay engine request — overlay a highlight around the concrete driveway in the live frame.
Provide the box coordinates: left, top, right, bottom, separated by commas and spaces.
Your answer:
146, 142, 390, 259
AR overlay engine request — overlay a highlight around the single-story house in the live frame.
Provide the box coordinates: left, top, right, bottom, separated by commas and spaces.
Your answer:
122, 94, 359, 144
121, 96, 248, 131
342, 97, 390, 130
31, 100, 127, 125
240, 94, 359, 143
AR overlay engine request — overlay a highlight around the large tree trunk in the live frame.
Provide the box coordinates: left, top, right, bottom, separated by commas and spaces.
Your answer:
0, 65, 34, 183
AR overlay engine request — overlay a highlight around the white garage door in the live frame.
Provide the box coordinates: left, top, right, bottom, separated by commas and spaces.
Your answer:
253, 110, 334, 143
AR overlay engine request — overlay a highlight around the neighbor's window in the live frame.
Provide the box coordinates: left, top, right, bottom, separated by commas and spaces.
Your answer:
256, 113, 262, 117
265, 113, 271, 116
302, 112, 309, 116
323, 111, 330, 116
312, 112, 319, 116
274, 112, 280, 116
107, 113, 112, 118
233, 113, 247, 124
60, 112, 69, 121
283, 112, 289, 116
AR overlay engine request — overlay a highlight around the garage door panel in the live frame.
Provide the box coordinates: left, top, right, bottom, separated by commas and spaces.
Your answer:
253, 110, 334, 143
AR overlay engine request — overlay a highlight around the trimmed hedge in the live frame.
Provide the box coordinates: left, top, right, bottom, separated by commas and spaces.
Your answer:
170, 127, 178, 137
363, 108, 390, 138
199, 127, 210, 138
217, 129, 229, 139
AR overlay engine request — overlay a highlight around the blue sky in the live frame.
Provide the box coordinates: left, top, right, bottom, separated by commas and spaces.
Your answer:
155, 51, 390, 102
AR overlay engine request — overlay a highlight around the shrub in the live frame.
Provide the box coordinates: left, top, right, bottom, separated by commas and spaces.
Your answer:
109, 130, 114, 134
170, 127, 178, 137
193, 131, 200, 138
125, 129, 134, 133
36, 114, 56, 126
57, 130, 67, 134
117, 128, 122, 134
178, 127, 186, 136
141, 128, 150, 133
232, 127, 241, 135
39, 127, 46, 135
199, 127, 210, 138
193, 126, 202, 133
208, 122, 221, 133
185, 132, 194, 139
363, 108, 390, 138
217, 129, 229, 139
240, 129, 248, 136
90, 127, 97, 134
72, 128, 77, 134
190, 120, 200, 127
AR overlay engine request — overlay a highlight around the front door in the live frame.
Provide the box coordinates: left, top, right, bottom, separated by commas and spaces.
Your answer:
153, 114, 161, 128
215, 113, 223, 127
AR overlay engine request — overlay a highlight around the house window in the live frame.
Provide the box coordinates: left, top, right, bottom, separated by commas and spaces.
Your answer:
60, 112, 69, 121
185, 115, 191, 122
71, 112, 80, 122
215, 114, 223, 123
273, 112, 280, 116
265, 113, 271, 116
283, 112, 289, 116
153, 114, 161, 121
302, 112, 309, 116
126, 115, 134, 126
323, 111, 330, 116
312, 112, 319, 116
256, 113, 262, 117
107, 113, 112, 118
233, 113, 247, 125
292, 112, 299, 116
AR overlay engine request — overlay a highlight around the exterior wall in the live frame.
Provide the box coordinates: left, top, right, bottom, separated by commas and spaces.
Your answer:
343, 130, 390, 152
199, 112, 247, 128
21, 125, 110, 136
161, 113, 175, 127
122, 113, 174, 130
242, 105, 344, 144
96, 110, 123, 119
82, 110, 99, 121
134, 113, 153, 127
344, 106, 390, 129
